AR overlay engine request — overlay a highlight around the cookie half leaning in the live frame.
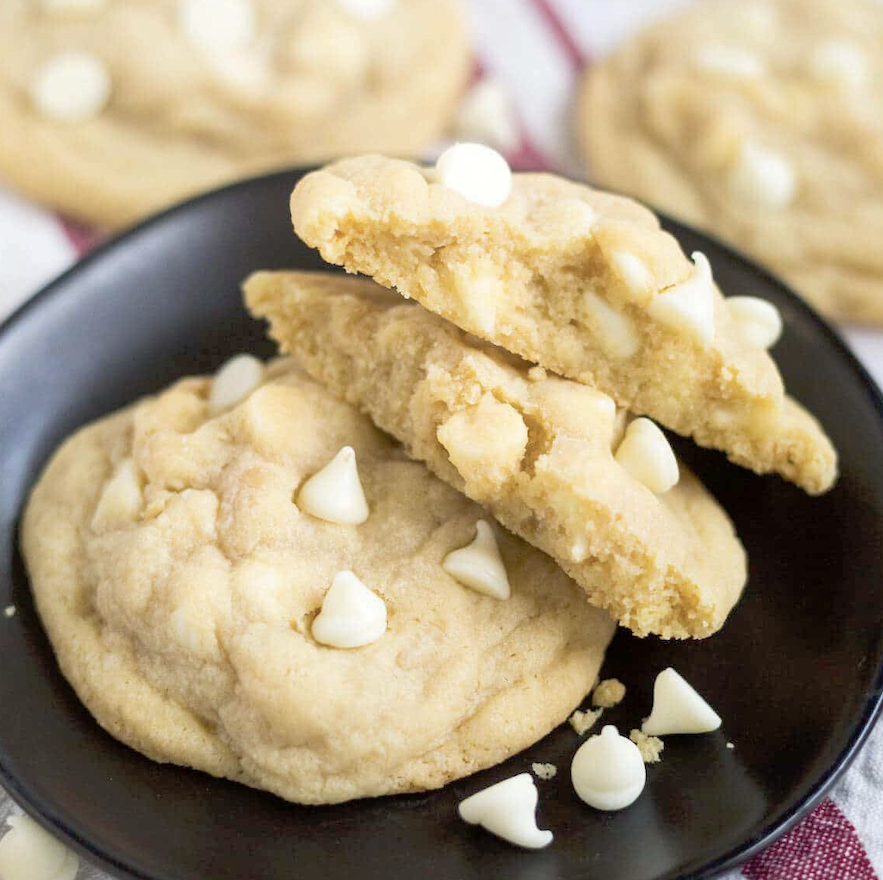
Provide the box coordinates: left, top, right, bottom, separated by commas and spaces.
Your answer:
22, 362, 614, 804
289, 155, 836, 495
245, 271, 747, 640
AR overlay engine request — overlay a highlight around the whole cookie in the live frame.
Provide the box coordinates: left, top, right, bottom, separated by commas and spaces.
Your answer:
580, 0, 883, 324
0, 0, 469, 228
21, 362, 614, 804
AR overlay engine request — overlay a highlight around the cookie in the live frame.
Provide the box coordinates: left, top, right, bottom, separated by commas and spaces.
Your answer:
0, 0, 469, 228
21, 361, 615, 804
579, 0, 883, 324
289, 154, 837, 495
245, 272, 747, 639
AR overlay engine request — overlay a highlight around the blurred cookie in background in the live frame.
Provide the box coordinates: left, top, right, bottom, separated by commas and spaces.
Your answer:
579, 0, 883, 325
0, 0, 469, 228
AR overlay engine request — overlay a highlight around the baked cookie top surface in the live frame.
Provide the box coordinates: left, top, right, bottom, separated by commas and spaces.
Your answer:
21, 362, 614, 804
289, 154, 837, 495
0, 0, 469, 227
246, 271, 748, 639
579, 0, 883, 324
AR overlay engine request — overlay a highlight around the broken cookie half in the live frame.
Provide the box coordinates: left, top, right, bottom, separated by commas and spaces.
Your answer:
245, 271, 747, 639
289, 154, 836, 495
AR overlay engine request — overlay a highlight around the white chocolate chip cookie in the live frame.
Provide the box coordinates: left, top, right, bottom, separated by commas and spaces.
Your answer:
245, 272, 748, 639
579, 0, 883, 325
289, 154, 836, 495
21, 362, 615, 804
0, 0, 469, 228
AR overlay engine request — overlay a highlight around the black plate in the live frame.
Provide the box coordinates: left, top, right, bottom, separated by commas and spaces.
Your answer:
1, 168, 882, 880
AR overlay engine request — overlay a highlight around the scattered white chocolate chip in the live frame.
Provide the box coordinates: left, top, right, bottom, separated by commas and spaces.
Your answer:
692, 45, 765, 79
647, 251, 716, 347
531, 762, 557, 781
3, 605, 15, 619
458, 773, 553, 849
442, 520, 510, 600
614, 418, 679, 495
809, 40, 867, 90
728, 142, 796, 208
610, 250, 655, 303
582, 291, 639, 359
726, 741, 735, 750
727, 296, 783, 349
592, 678, 626, 709
629, 729, 664, 764
179, 0, 257, 52
569, 708, 602, 736
453, 79, 520, 154
435, 143, 512, 209
335, 0, 395, 20
31, 51, 111, 123
0, 815, 79, 880
208, 353, 263, 412
311, 571, 387, 649
642, 667, 722, 736
91, 459, 142, 532
571, 725, 646, 811
41, 0, 107, 12
297, 446, 370, 526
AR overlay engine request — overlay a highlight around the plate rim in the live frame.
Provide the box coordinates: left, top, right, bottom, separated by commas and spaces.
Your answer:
2, 166, 883, 880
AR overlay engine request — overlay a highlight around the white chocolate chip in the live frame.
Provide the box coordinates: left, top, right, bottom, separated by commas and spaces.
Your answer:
569, 535, 589, 563
435, 143, 512, 209
648, 251, 716, 347
571, 725, 646, 811
728, 142, 796, 208
727, 296, 783, 349
453, 263, 505, 336
311, 571, 387, 649
41, 0, 107, 13
642, 667, 722, 736
3, 606, 15, 618
809, 40, 867, 90
582, 291, 639, 359
453, 79, 520, 154
297, 446, 370, 525
692, 45, 765, 79
335, 0, 395, 20
209, 354, 263, 412
179, 0, 257, 52
442, 520, 510, 600
610, 250, 655, 303
31, 51, 111, 123
458, 773, 553, 849
614, 418, 679, 494
91, 459, 142, 532
0, 815, 79, 880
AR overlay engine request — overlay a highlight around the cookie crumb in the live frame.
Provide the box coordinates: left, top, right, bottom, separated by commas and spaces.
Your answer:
527, 365, 547, 382
3, 605, 15, 618
592, 678, 626, 708
569, 708, 602, 736
726, 741, 735, 750
531, 762, 557, 780
629, 729, 664, 763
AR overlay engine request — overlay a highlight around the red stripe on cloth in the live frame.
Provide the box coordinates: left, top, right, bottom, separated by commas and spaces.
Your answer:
743, 799, 878, 880
58, 215, 102, 258
526, 0, 587, 68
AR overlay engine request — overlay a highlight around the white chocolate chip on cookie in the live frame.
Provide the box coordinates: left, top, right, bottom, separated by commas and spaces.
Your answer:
296, 446, 370, 525
571, 725, 646, 811
610, 250, 655, 303
41, 0, 107, 13
458, 773, 553, 849
582, 291, 639, 359
91, 459, 142, 532
311, 570, 387, 648
442, 520, 510, 600
209, 354, 263, 412
179, 0, 257, 52
809, 40, 867, 90
336, 0, 395, 21
692, 45, 765, 79
31, 51, 111, 123
0, 815, 79, 880
454, 79, 520, 154
647, 252, 715, 347
727, 142, 796, 208
642, 667, 722, 736
614, 418, 679, 494
727, 296, 783, 349
435, 143, 512, 208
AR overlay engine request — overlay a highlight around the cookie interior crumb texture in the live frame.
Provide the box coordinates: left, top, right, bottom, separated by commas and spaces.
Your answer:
21, 362, 615, 805
592, 678, 626, 709
629, 729, 665, 764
